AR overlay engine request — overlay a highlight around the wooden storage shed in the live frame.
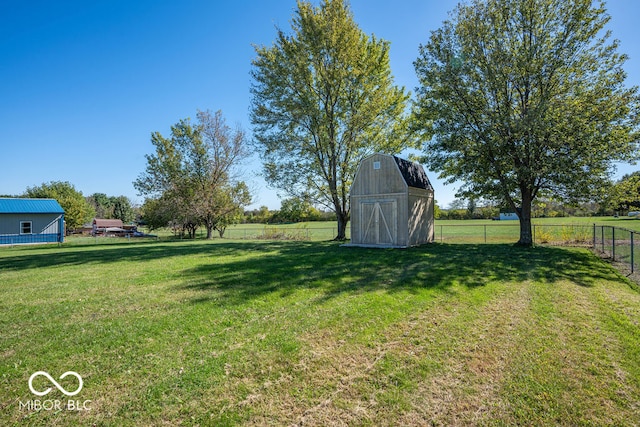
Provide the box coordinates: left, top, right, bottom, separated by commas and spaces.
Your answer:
0, 198, 65, 245
349, 154, 434, 247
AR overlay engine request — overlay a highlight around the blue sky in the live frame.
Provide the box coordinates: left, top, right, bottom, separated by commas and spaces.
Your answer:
1, 0, 639, 210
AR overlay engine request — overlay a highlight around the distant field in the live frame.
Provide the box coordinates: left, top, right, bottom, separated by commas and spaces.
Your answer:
224, 216, 640, 243
59, 216, 640, 246
446, 215, 640, 228
1, 239, 639, 425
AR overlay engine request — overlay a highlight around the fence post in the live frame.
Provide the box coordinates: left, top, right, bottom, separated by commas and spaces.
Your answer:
612, 227, 616, 261
631, 232, 635, 274
593, 224, 596, 250
602, 226, 605, 253
484, 224, 487, 243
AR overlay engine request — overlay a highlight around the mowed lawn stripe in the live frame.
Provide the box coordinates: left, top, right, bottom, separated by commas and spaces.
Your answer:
297, 279, 529, 426
497, 261, 640, 425
203, 246, 640, 426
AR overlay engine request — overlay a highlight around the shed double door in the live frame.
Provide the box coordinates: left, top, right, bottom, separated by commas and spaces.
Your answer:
360, 199, 397, 245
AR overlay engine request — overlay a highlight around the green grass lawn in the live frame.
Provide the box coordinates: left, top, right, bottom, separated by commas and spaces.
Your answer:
1, 239, 639, 426
140, 216, 640, 243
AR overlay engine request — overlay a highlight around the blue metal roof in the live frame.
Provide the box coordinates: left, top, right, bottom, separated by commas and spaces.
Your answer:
0, 198, 64, 214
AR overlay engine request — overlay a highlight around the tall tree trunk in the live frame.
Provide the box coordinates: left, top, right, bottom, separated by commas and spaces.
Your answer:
186, 223, 198, 239
204, 215, 214, 239
330, 170, 350, 240
335, 208, 349, 241
518, 187, 533, 246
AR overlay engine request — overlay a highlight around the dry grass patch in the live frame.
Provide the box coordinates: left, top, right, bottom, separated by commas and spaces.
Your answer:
393, 283, 531, 426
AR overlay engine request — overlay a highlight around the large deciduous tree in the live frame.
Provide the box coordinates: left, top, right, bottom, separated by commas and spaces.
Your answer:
250, 0, 414, 240
611, 171, 640, 213
87, 193, 135, 223
413, 0, 640, 245
24, 181, 94, 230
134, 110, 251, 239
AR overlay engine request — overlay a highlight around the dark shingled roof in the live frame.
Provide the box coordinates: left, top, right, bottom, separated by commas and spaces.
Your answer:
393, 156, 433, 190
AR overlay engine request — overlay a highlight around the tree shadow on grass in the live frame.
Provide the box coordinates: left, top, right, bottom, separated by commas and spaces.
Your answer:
0, 240, 254, 271
177, 242, 621, 305
0, 240, 621, 305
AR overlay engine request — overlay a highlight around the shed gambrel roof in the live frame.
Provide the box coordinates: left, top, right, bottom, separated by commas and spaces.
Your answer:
0, 198, 64, 214
393, 156, 433, 191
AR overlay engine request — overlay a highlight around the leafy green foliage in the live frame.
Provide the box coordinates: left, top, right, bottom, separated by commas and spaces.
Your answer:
87, 193, 136, 223
134, 110, 251, 239
611, 171, 640, 212
413, 0, 640, 245
24, 180, 94, 229
251, 0, 414, 239
277, 197, 321, 222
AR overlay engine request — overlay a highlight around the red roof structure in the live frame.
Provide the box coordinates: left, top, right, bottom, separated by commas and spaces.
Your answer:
92, 218, 124, 228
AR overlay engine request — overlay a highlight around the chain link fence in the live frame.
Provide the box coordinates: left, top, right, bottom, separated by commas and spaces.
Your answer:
434, 223, 594, 245
222, 225, 346, 241
222, 223, 596, 245
593, 225, 639, 276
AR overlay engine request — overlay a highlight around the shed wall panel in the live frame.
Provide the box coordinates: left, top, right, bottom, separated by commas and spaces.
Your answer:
408, 194, 434, 245
0, 213, 60, 235
351, 155, 407, 196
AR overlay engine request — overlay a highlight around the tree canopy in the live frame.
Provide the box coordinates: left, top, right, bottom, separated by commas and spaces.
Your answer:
24, 181, 94, 230
611, 171, 640, 213
250, 0, 414, 240
413, 0, 640, 245
134, 110, 251, 239
87, 193, 135, 223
